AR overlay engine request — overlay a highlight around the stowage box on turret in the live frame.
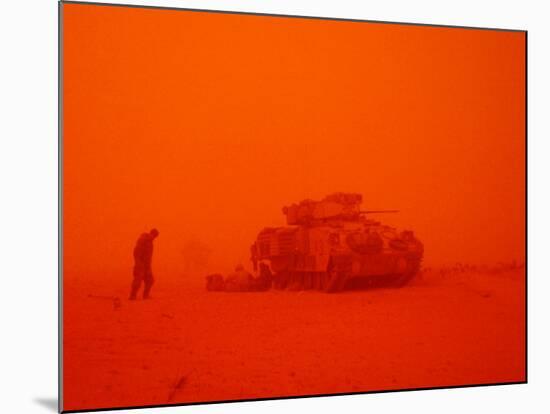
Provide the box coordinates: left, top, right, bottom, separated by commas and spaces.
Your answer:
250, 193, 424, 292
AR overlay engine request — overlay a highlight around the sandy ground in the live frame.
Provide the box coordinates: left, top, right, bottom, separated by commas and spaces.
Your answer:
63, 267, 525, 411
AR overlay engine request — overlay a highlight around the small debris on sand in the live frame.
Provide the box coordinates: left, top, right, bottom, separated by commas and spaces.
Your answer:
167, 375, 187, 402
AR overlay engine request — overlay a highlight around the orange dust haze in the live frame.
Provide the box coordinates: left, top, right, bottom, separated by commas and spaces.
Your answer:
62, 5, 525, 277
61, 4, 526, 412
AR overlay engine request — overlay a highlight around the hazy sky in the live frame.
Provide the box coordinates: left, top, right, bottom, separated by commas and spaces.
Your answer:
63, 4, 525, 279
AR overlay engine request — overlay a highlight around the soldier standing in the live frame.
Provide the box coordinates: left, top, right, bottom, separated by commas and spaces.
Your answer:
129, 228, 159, 300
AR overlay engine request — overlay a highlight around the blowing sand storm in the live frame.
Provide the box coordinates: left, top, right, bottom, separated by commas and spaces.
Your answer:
61, 3, 526, 411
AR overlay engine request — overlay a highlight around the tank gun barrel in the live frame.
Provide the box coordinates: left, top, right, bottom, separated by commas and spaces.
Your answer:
360, 210, 399, 214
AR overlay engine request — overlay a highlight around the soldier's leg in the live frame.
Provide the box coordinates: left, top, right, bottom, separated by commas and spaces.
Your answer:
130, 276, 142, 300
130, 266, 143, 300
143, 271, 154, 299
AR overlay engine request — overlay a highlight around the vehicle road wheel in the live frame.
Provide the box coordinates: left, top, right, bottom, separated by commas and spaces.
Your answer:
274, 272, 288, 290
303, 273, 313, 290
324, 266, 345, 293
394, 256, 422, 287
288, 272, 304, 291
312, 272, 322, 290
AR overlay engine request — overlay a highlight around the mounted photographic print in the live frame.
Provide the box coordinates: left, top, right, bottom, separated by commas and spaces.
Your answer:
60, 1, 526, 412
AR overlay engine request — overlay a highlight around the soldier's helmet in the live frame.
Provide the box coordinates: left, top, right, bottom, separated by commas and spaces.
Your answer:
150, 228, 159, 238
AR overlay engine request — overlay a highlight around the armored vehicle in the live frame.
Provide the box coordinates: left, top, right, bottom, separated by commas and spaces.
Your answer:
250, 193, 423, 292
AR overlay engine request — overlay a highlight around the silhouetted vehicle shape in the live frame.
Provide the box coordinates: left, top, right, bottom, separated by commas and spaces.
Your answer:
251, 193, 423, 292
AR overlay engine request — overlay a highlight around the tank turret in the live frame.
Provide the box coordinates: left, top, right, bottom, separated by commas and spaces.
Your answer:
283, 193, 363, 224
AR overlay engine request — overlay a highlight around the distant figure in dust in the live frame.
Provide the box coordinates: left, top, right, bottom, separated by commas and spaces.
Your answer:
129, 228, 159, 300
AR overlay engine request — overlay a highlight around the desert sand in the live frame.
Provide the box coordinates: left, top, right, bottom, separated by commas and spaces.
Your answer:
63, 266, 525, 411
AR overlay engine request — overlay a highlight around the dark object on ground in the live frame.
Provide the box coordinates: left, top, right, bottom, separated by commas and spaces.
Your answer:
225, 265, 254, 292
167, 375, 187, 402
206, 273, 226, 291
206, 264, 272, 292
88, 294, 122, 310
250, 263, 272, 291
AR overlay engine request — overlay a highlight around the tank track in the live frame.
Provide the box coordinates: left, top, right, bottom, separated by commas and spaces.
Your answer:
273, 254, 422, 292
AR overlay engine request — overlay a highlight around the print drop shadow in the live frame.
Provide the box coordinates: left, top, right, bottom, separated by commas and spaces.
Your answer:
33, 397, 58, 412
